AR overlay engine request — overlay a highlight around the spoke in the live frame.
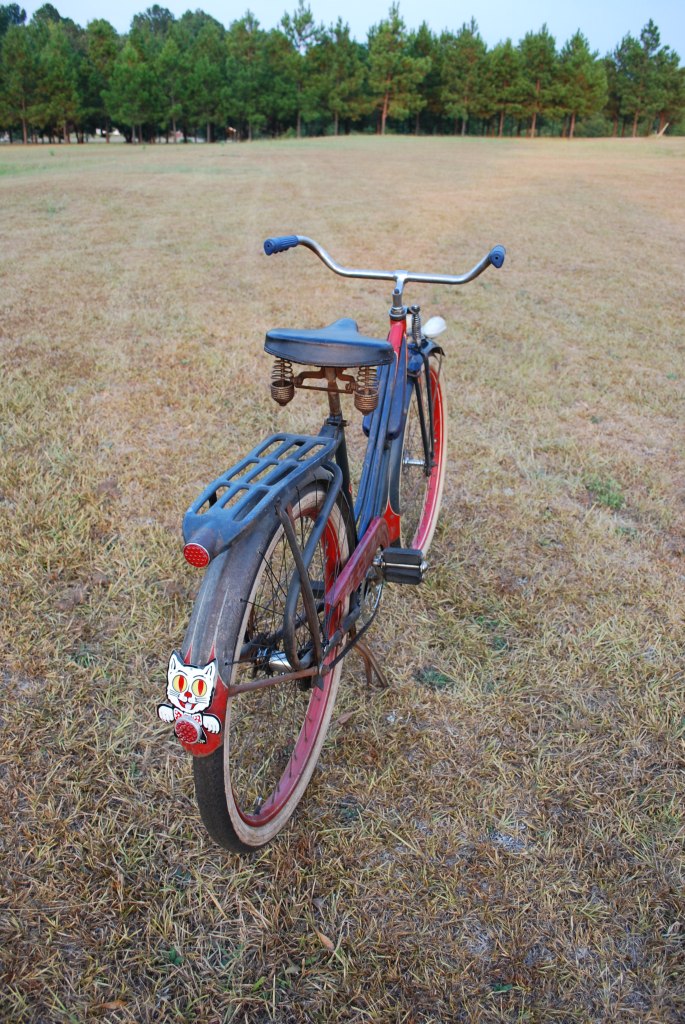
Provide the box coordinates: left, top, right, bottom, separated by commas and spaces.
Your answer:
227, 491, 342, 823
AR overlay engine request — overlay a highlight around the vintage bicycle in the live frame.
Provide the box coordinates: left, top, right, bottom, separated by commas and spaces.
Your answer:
157, 235, 505, 852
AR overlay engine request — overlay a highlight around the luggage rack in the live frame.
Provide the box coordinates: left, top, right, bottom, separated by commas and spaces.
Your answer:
182, 433, 339, 563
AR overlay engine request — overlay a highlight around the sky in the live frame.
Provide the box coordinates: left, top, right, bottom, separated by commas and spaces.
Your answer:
21, 0, 685, 58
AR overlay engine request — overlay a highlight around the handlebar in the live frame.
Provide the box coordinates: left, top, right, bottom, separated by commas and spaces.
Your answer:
263, 234, 505, 302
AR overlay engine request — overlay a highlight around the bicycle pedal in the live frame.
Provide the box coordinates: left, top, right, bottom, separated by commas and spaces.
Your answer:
375, 548, 428, 585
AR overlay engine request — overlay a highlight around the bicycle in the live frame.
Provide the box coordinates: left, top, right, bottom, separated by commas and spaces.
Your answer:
157, 235, 505, 852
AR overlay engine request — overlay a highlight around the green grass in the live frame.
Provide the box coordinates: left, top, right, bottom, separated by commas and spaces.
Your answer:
584, 473, 626, 509
1, 136, 684, 1023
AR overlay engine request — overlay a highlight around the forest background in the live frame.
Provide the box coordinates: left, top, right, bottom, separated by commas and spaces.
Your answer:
0, 0, 683, 145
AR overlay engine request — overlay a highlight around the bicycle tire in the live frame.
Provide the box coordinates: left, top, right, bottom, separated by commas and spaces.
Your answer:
188, 479, 351, 852
391, 355, 448, 553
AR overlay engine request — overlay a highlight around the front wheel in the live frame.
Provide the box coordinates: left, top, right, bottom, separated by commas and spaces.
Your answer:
391, 354, 448, 553
188, 481, 351, 852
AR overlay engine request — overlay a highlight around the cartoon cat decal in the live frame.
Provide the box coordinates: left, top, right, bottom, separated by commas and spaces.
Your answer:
158, 652, 222, 745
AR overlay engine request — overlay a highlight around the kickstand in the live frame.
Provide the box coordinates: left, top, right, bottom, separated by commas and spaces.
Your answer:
355, 639, 389, 689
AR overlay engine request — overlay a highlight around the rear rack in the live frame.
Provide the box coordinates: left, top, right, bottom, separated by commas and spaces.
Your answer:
183, 433, 338, 562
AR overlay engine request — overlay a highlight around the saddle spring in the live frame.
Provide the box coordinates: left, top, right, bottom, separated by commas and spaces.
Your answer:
271, 357, 295, 406
354, 366, 379, 413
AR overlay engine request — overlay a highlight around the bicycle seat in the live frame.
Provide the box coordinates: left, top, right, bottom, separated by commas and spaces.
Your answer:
265, 318, 394, 368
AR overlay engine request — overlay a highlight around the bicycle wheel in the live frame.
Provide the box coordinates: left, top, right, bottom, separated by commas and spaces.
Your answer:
393, 355, 447, 553
189, 480, 350, 852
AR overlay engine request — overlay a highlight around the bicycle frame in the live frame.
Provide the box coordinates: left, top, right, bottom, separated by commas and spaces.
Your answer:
168, 235, 505, 752
157, 234, 507, 851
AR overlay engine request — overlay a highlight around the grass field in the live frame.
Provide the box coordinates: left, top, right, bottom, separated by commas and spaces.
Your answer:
1, 136, 683, 1023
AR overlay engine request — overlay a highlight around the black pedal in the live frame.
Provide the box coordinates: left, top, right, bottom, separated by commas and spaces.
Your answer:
378, 548, 428, 585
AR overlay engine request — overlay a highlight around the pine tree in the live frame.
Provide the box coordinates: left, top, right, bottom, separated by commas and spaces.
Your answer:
131, 5, 174, 42
37, 19, 80, 141
603, 53, 621, 136
280, 0, 320, 138
156, 33, 184, 138
557, 32, 607, 137
367, 4, 429, 135
518, 25, 557, 136
313, 19, 366, 135
487, 40, 525, 137
618, 22, 684, 135
652, 45, 684, 134
0, 4, 26, 39
224, 14, 268, 140
0, 21, 35, 141
187, 20, 225, 141
105, 40, 155, 142
408, 22, 439, 134
624, 26, 652, 136
440, 19, 486, 136
83, 19, 119, 140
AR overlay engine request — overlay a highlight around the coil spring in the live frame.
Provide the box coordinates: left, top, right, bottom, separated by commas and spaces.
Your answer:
410, 304, 422, 345
270, 357, 294, 406
354, 365, 379, 413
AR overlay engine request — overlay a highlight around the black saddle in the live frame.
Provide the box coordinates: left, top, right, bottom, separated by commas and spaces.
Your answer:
264, 318, 394, 368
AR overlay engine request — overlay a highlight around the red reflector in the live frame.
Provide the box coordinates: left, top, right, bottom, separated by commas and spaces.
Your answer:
183, 543, 210, 568
175, 717, 202, 744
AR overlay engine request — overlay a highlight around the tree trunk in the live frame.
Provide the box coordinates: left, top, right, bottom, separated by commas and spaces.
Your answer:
569, 111, 576, 139
415, 111, 420, 136
333, 111, 339, 136
63, 122, 69, 143
296, 109, 302, 138
498, 110, 504, 137
381, 92, 389, 135
461, 115, 466, 136
207, 121, 211, 143
530, 78, 540, 138
612, 115, 618, 137
632, 111, 638, 137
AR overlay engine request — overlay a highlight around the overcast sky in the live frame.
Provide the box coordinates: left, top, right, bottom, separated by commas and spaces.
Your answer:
22, 0, 685, 57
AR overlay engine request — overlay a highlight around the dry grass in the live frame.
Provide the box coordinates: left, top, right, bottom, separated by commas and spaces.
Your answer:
1, 136, 684, 1023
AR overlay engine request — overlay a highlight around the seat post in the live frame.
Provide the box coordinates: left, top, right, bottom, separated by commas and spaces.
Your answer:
324, 367, 343, 417
322, 367, 354, 518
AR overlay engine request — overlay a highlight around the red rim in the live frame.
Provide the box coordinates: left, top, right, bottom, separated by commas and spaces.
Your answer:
233, 510, 343, 827
411, 365, 445, 551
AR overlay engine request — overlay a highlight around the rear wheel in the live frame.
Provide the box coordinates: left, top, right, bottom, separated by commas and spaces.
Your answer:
394, 355, 447, 552
189, 481, 350, 852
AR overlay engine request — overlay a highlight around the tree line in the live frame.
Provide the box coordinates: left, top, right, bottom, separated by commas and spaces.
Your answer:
0, 2, 683, 144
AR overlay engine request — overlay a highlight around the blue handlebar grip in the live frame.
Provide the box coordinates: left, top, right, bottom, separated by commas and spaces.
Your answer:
263, 235, 299, 256
489, 245, 506, 269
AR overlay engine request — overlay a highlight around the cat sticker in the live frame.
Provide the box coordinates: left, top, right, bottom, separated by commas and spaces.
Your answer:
158, 652, 222, 745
